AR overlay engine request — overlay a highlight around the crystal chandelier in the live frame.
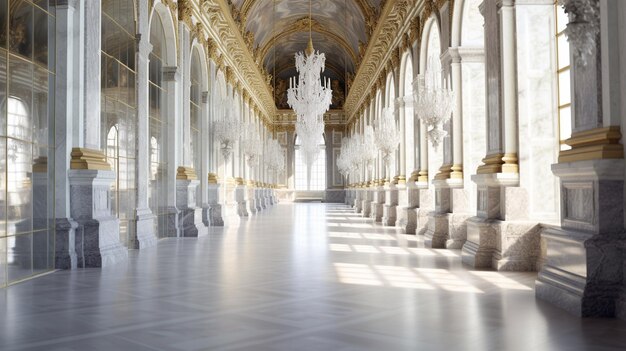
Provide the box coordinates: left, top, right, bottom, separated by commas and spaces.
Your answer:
266, 138, 285, 185
213, 110, 242, 163
241, 123, 262, 168
287, 0, 332, 160
374, 107, 400, 181
413, 57, 455, 149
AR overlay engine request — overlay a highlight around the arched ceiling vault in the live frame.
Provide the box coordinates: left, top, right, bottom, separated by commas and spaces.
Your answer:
258, 18, 358, 69
227, 0, 383, 107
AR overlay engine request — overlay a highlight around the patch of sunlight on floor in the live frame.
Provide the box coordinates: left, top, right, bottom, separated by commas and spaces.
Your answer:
378, 246, 410, 255
362, 233, 395, 240
329, 243, 352, 252
469, 271, 533, 291
406, 248, 437, 256
352, 245, 381, 253
328, 232, 363, 239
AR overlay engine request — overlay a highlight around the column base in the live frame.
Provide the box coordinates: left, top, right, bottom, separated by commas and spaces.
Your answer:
179, 207, 203, 237
362, 199, 372, 218
446, 213, 471, 249
209, 203, 224, 226
162, 207, 181, 237
424, 212, 449, 248
55, 217, 78, 269
396, 207, 417, 234
536, 227, 623, 317
134, 207, 157, 249
382, 205, 397, 227
370, 202, 384, 222
75, 216, 128, 268
248, 198, 258, 214
462, 217, 540, 271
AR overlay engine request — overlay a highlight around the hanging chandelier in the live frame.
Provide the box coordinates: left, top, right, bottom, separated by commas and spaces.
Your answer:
413, 57, 455, 150
241, 123, 262, 168
287, 0, 332, 166
374, 107, 400, 171
213, 99, 243, 162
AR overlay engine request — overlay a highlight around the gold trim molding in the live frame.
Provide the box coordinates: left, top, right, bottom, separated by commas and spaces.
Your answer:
70, 148, 112, 171
476, 153, 504, 174
559, 126, 624, 163
176, 166, 198, 180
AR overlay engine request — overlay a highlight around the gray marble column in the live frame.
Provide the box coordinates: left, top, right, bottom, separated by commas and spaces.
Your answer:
132, 3, 157, 249
537, 0, 626, 318
82, 0, 101, 150
163, 66, 181, 237
54, 0, 79, 269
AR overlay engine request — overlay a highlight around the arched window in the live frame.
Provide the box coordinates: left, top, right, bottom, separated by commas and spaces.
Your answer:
295, 134, 326, 191
101, 0, 137, 247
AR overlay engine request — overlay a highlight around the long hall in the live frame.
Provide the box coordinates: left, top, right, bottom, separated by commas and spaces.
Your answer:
2, 203, 626, 350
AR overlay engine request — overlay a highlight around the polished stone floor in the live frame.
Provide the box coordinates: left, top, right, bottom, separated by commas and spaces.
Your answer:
1, 203, 626, 350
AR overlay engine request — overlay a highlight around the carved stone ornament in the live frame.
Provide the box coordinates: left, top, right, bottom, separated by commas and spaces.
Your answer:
559, 0, 600, 67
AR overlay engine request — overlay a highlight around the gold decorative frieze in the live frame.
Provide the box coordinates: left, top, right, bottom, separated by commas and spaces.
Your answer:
70, 148, 111, 171
559, 126, 624, 163
176, 166, 198, 180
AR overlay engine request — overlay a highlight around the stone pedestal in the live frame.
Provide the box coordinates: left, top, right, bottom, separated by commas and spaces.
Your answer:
370, 186, 385, 222
55, 218, 78, 269
416, 187, 433, 235
425, 185, 451, 248
396, 184, 419, 234
537, 160, 625, 317
176, 179, 202, 237
69, 169, 128, 267
235, 185, 249, 217
133, 207, 157, 249
361, 189, 372, 218
247, 186, 258, 214
462, 173, 540, 270
205, 184, 224, 226
345, 189, 353, 205
354, 189, 363, 213
382, 184, 398, 226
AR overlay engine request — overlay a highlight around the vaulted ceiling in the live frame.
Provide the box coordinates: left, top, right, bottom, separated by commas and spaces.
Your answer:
227, 0, 384, 109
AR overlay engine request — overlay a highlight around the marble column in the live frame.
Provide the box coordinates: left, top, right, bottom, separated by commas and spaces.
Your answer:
463, 0, 550, 271
68, 0, 127, 267
54, 0, 79, 269
537, 0, 626, 318
132, 0, 157, 249
206, 174, 224, 226
163, 66, 181, 237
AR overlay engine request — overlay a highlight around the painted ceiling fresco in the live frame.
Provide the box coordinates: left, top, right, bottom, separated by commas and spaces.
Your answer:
227, 0, 384, 109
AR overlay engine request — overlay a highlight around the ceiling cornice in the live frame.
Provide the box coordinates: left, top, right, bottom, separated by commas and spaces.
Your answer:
344, 0, 426, 122
185, 0, 276, 123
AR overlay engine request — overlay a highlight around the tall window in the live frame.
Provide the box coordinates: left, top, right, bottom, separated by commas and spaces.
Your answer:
295, 135, 326, 191
0, 0, 56, 286
101, 0, 137, 247
556, 4, 571, 150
